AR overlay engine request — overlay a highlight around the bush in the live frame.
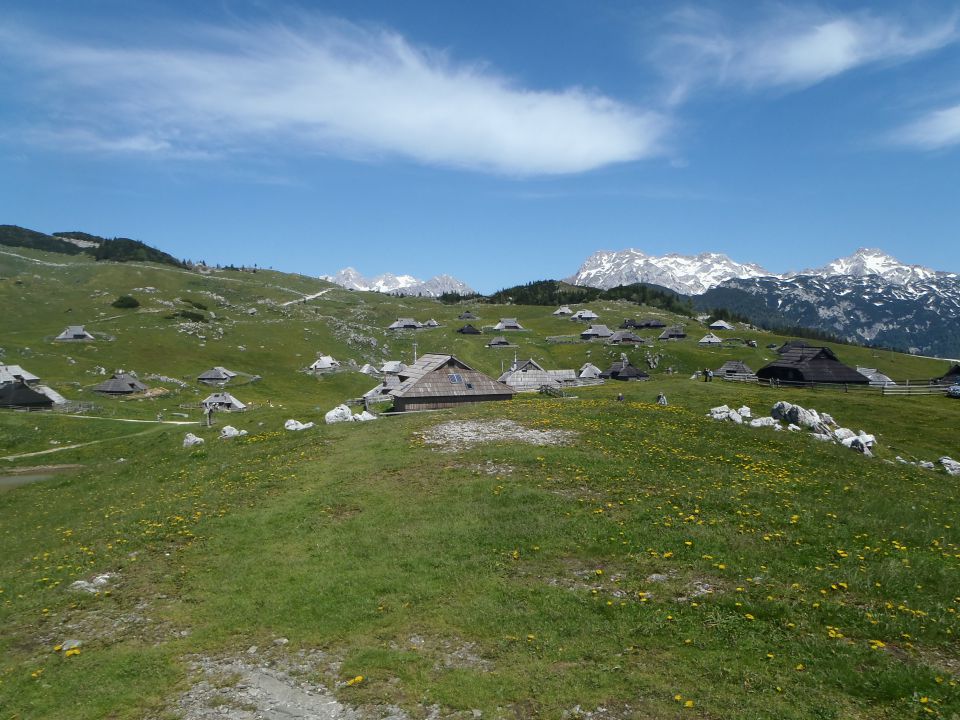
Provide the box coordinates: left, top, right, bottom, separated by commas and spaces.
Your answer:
111, 294, 140, 309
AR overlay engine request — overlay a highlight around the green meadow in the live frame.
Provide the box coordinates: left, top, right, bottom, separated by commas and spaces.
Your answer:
1, 247, 958, 718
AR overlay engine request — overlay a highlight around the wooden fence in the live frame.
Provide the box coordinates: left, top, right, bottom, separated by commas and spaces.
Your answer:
719, 375, 951, 396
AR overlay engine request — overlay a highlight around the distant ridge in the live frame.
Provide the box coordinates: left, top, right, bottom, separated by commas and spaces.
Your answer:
322, 266, 475, 298
0, 225, 186, 268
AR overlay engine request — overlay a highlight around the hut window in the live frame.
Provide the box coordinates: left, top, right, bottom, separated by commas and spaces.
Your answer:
448, 373, 464, 384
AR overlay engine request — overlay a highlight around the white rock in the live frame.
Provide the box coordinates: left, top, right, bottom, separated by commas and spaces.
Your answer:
324, 404, 354, 424
771, 401, 793, 421
749, 416, 778, 428
787, 424, 801, 432
857, 433, 876, 448
941, 457, 960, 476
709, 405, 731, 416
919, 461, 936, 470
352, 410, 377, 422
728, 410, 743, 424
183, 433, 204, 448
737, 406, 752, 419
833, 428, 856, 442
285, 419, 315, 431
811, 433, 834, 442
821, 413, 835, 426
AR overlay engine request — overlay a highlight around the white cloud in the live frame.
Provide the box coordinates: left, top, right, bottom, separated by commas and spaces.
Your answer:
893, 103, 960, 149
654, 6, 957, 101
0, 19, 666, 176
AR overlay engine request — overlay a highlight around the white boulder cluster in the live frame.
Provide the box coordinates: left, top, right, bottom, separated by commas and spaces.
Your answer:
708, 400, 876, 455
897, 455, 960, 476
219, 425, 248, 439
323, 404, 377, 424
284, 419, 315, 431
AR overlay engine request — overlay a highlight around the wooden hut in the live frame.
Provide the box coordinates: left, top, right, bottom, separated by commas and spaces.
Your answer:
716, 360, 756, 379
197, 366, 238, 384
553, 306, 573, 316
934, 363, 960, 385
698, 332, 723, 346
494, 318, 524, 331
571, 309, 598, 322
776, 339, 810, 354
580, 324, 613, 340
93, 373, 148, 395
486, 336, 512, 347
608, 330, 643, 344
388, 354, 515, 411
658, 326, 686, 340
0, 364, 40, 386
579, 363, 602, 379
307, 356, 340, 372
498, 359, 577, 393
457, 324, 481, 335
756, 347, 869, 385
600, 356, 650, 382
458, 311, 479, 320
387, 318, 422, 330
201, 392, 247, 412
709, 319, 735, 330
0, 382, 53, 408
55, 325, 94, 341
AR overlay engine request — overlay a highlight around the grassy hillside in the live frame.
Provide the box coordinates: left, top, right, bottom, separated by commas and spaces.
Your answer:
1, 246, 959, 718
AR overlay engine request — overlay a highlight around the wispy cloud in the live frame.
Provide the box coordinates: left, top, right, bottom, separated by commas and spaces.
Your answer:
892, 103, 960, 149
653, 6, 957, 103
0, 18, 667, 176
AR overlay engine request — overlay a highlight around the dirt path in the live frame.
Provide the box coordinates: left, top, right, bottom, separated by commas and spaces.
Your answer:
59, 415, 199, 425
1, 425, 167, 461
281, 288, 333, 306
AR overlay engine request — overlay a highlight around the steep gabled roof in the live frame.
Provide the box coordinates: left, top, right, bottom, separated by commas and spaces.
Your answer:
0, 364, 40, 384
201, 391, 247, 410
757, 347, 868, 384
608, 331, 643, 344
457, 324, 481, 334
197, 366, 237, 381
93, 373, 147, 394
494, 318, 524, 330
698, 333, 723, 345
0, 382, 52, 407
658, 325, 686, 339
581, 324, 613, 338
716, 360, 755, 375
391, 354, 514, 400
55, 325, 94, 341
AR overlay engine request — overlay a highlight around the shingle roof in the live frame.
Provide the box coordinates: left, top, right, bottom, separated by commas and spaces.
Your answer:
757, 347, 869, 384
0, 364, 40, 384
390, 354, 515, 400
716, 360, 755, 375
93, 373, 147, 394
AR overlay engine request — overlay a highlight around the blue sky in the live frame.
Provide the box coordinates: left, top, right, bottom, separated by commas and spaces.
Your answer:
1, 1, 958, 291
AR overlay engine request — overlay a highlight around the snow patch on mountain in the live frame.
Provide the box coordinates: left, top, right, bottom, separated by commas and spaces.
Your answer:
801, 248, 952, 285
322, 267, 474, 297
568, 249, 774, 294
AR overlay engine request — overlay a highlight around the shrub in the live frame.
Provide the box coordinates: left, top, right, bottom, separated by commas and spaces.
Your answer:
111, 294, 140, 309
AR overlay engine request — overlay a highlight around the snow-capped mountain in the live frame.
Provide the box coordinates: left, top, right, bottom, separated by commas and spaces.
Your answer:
700, 272, 960, 357
801, 248, 947, 285
568, 249, 774, 295
322, 267, 474, 297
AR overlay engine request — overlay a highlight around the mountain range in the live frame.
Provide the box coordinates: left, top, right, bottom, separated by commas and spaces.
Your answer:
569, 247, 959, 356
321, 267, 475, 297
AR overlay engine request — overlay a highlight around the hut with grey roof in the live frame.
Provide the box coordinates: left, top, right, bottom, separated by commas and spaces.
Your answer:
698, 332, 723, 346
716, 360, 756, 379
493, 318, 524, 331
581, 324, 613, 340
579, 362, 602, 379
93, 373, 148, 395
498, 359, 577, 393
553, 306, 573, 316
385, 354, 515, 411
709, 319, 735, 331
486, 336, 513, 347
197, 366, 238, 385
571, 309, 598, 322
757, 347, 869, 385
608, 330, 643, 344
55, 325, 94, 341
658, 326, 687, 340
600, 355, 649, 382
458, 311, 479, 320
387, 318, 422, 330
0, 364, 40, 386
0, 382, 52, 408
457, 324, 481, 335
201, 392, 247, 412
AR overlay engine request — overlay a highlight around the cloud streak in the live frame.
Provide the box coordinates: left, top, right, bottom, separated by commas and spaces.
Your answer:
0, 19, 666, 176
653, 6, 957, 103
892, 103, 960, 149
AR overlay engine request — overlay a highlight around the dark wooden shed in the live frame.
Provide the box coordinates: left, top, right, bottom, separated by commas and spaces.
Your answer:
756, 347, 869, 385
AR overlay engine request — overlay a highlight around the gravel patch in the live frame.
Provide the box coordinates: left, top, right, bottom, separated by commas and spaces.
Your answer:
419, 420, 576, 453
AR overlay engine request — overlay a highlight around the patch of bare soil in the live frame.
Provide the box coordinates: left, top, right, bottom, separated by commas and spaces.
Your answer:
419, 420, 577, 453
